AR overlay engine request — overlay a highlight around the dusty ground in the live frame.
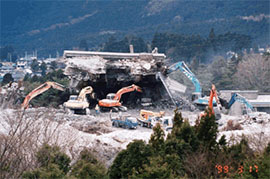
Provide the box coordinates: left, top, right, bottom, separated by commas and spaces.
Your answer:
0, 107, 269, 167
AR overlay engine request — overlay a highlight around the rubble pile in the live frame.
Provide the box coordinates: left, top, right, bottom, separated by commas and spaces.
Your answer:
69, 118, 113, 135
0, 107, 153, 166
64, 53, 167, 104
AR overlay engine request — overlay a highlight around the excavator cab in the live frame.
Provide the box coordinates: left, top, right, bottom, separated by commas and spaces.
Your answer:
191, 92, 201, 101
106, 93, 116, 100
99, 84, 142, 111
69, 95, 78, 101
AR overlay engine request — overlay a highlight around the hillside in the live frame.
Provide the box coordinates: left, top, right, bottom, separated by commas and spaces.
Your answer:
1, 0, 269, 57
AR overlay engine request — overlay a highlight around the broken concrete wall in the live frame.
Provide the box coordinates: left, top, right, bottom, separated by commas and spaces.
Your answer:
64, 51, 168, 106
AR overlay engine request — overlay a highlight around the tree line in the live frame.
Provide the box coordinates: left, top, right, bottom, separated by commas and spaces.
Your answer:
98, 28, 252, 64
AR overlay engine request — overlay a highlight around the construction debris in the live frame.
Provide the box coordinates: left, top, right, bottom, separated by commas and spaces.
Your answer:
64, 52, 165, 90
63, 50, 180, 108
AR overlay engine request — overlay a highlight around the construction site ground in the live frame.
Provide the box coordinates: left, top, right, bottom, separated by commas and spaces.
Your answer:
1, 106, 269, 167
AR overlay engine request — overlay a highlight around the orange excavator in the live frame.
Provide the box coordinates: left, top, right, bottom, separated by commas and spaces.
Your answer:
21, 81, 65, 109
98, 84, 142, 111
200, 84, 222, 119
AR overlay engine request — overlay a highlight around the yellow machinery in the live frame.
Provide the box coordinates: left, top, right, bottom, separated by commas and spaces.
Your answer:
137, 109, 165, 128
139, 109, 165, 120
63, 86, 95, 114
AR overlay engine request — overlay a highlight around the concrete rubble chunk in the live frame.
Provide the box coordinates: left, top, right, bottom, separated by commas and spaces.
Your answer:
63, 50, 170, 104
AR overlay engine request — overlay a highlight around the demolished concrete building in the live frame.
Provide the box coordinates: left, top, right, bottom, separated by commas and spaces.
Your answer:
220, 90, 270, 114
63, 50, 178, 106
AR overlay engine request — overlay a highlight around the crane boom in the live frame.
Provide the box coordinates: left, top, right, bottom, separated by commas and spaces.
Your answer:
22, 82, 65, 109
167, 61, 202, 96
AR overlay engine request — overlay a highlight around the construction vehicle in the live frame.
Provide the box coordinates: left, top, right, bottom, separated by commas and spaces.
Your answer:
220, 93, 268, 120
63, 86, 95, 114
166, 61, 217, 108
200, 84, 222, 120
159, 116, 174, 131
111, 115, 138, 129
98, 84, 142, 112
22, 82, 65, 109
137, 109, 165, 128
222, 93, 254, 111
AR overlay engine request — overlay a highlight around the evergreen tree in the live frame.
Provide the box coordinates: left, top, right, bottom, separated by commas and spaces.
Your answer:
149, 123, 165, 153
196, 108, 218, 150
131, 37, 148, 52
109, 140, 152, 178
209, 28, 216, 41
79, 39, 89, 51
133, 156, 173, 178
103, 36, 117, 52
208, 28, 217, 51
71, 149, 107, 179
2, 73, 14, 85
40, 62, 47, 76
50, 61, 57, 70
190, 56, 199, 71
36, 144, 71, 174
31, 59, 39, 72
22, 144, 71, 178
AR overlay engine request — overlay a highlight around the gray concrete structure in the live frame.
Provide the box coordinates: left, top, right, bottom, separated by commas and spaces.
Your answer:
220, 90, 270, 114
220, 90, 258, 100
63, 50, 166, 61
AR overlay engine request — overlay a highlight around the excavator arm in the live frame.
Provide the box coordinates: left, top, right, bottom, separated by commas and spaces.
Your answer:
167, 61, 202, 96
227, 93, 254, 111
208, 84, 221, 112
22, 82, 65, 109
113, 84, 142, 101
200, 84, 221, 119
77, 86, 94, 102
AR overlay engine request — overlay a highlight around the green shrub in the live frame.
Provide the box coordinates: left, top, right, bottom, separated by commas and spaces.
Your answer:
70, 149, 107, 179
22, 144, 70, 179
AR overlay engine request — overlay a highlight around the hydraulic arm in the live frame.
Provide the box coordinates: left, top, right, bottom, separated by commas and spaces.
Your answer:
200, 84, 221, 119
225, 93, 254, 111
22, 82, 65, 109
98, 84, 142, 111
167, 61, 202, 98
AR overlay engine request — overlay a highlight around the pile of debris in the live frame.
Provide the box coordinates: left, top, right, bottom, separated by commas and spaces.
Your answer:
63, 50, 173, 106
64, 51, 165, 87
0, 107, 153, 166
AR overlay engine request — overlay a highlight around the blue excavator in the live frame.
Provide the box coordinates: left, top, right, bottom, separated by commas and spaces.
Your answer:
222, 93, 254, 111
165, 61, 216, 108
219, 93, 270, 119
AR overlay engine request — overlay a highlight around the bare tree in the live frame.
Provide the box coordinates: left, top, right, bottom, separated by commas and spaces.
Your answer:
0, 108, 78, 178
234, 53, 270, 92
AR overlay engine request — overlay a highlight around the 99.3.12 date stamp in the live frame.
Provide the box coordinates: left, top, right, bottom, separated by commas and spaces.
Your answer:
215, 164, 258, 174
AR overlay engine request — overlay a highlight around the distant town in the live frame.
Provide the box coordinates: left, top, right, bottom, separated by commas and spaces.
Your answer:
0, 51, 66, 82
1, 45, 269, 83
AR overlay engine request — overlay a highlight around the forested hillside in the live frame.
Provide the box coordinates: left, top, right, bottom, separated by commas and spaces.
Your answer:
1, 0, 269, 57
